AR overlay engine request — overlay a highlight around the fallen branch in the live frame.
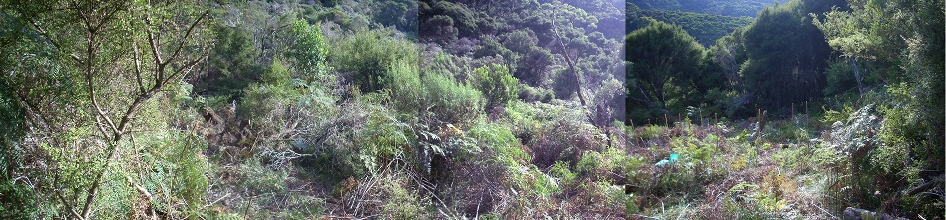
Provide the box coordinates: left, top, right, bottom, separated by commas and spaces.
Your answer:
905, 179, 940, 196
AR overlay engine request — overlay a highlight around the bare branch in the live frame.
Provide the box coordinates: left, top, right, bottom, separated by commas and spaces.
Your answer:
144, 16, 164, 72
57, 190, 86, 220
551, 5, 595, 125
164, 10, 209, 65
133, 40, 145, 93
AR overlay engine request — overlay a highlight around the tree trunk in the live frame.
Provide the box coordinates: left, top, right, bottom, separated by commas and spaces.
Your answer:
851, 56, 864, 94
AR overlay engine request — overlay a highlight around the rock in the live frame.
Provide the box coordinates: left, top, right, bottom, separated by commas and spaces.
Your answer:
842, 207, 906, 220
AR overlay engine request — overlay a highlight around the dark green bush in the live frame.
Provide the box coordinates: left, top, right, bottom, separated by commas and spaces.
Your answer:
0, 181, 37, 220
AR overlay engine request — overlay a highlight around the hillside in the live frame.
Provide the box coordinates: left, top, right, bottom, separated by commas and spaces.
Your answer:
630, 0, 780, 17
627, 3, 754, 47
0, 0, 941, 219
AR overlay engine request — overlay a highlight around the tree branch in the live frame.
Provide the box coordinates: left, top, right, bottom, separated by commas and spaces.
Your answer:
551, 5, 594, 125
133, 40, 146, 93
164, 10, 209, 66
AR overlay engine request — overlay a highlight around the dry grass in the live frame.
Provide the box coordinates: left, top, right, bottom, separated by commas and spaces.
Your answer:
623, 120, 843, 219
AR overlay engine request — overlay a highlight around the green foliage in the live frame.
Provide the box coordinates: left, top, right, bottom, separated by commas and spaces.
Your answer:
239, 159, 289, 196
379, 176, 428, 219
467, 123, 527, 168
419, 15, 458, 44
502, 100, 600, 168
261, 58, 292, 86
474, 36, 518, 72
551, 67, 579, 100
330, 29, 417, 93
630, 0, 779, 17
625, 18, 707, 121
813, 1, 944, 216
472, 64, 518, 110
387, 59, 423, 114
740, 0, 845, 110
550, 161, 577, 190
0, 181, 37, 219
628, 9, 754, 46
286, 18, 331, 83
517, 84, 554, 103
638, 125, 666, 139
372, 0, 418, 34
202, 25, 265, 96
320, 0, 338, 7
0, 79, 26, 192
420, 0, 477, 38
421, 72, 483, 126
355, 100, 412, 174
142, 132, 211, 215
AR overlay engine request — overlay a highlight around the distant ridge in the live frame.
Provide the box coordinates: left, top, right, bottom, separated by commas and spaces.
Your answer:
628, 0, 780, 17
627, 3, 753, 47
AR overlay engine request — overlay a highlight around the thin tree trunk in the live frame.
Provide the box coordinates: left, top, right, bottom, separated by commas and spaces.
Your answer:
851, 56, 864, 94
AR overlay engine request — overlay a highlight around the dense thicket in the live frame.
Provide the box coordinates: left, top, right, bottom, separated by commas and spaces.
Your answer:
0, 0, 633, 218
0, 0, 941, 219
628, 0, 848, 120
625, 0, 944, 218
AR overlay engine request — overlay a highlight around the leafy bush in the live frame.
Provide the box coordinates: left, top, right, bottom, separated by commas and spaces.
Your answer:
472, 64, 518, 110
379, 175, 428, 219
0, 181, 37, 219
467, 123, 527, 168
286, 19, 331, 82
387, 59, 423, 114
330, 29, 418, 93
200, 25, 265, 96
517, 84, 554, 103
421, 72, 483, 126
550, 161, 577, 191
638, 125, 666, 139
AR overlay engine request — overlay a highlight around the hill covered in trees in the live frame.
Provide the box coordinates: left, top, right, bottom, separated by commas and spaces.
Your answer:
630, 0, 781, 17
627, 2, 754, 47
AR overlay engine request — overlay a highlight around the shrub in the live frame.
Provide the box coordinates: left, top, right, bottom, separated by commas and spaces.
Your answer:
517, 84, 554, 103
550, 161, 577, 191
0, 181, 37, 219
532, 118, 600, 168
472, 64, 518, 110
200, 25, 265, 96
378, 174, 428, 219
286, 19, 331, 82
387, 59, 423, 114
638, 125, 666, 140
421, 72, 483, 126
467, 123, 527, 167
330, 29, 418, 93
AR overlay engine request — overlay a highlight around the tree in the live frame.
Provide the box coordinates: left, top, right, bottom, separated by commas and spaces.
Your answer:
420, 15, 459, 44
625, 18, 704, 118
1, 0, 210, 218
373, 0, 418, 34
739, 0, 843, 111
198, 25, 264, 96
332, 29, 417, 93
813, 0, 944, 217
